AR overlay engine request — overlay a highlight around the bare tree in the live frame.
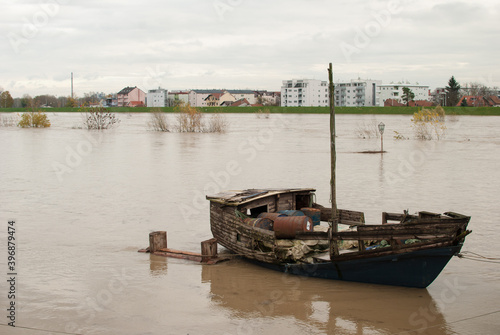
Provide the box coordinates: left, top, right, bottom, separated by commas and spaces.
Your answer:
462, 82, 495, 96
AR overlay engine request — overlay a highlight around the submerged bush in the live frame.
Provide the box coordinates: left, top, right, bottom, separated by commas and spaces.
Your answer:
81, 107, 120, 130
411, 106, 446, 140
17, 108, 51, 128
172, 103, 228, 133
148, 108, 169, 132
393, 130, 409, 140
206, 112, 229, 133
175, 102, 204, 132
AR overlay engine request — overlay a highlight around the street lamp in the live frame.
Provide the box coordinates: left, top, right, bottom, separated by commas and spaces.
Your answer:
378, 122, 385, 152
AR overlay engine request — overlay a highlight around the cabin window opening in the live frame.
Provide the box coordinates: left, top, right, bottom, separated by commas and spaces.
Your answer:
237, 233, 242, 242
296, 194, 311, 209
249, 205, 268, 218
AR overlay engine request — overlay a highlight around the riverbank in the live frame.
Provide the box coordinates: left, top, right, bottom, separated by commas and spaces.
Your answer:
2, 106, 500, 115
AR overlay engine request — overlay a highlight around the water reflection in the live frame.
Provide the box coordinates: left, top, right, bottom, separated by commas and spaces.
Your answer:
149, 254, 168, 276
379, 151, 385, 185
202, 260, 448, 334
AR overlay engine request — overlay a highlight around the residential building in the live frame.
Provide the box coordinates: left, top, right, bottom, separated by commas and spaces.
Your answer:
167, 91, 190, 106
189, 89, 214, 107
280, 79, 329, 107
204, 93, 222, 107
229, 98, 250, 107
117, 86, 146, 107
254, 91, 281, 105
102, 94, 117, 107
227, 90, 256, 105
204, 91, 237, 107
334, 79, 381, 107
189, 89, 256, 107
457, 95, 500, 107
431, 87, 447, 106
146, 88, 168, 107
485, 95, 500, 107
377, 83, 431, 106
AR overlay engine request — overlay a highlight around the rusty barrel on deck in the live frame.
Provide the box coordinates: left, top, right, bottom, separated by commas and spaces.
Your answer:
243, 218, 274, 231
301, 207, 321, 226
257, 212, 286, 221
277, 210, 305, 217
273, 216, 313, 239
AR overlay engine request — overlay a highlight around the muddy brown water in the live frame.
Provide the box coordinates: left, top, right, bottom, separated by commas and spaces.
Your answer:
1, 113, 499, 334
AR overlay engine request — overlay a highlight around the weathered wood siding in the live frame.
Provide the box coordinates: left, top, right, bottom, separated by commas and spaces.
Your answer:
209, 191, 317, 264
210, 202, 278, 263
277, 193, 293, 211
312, 203, 365, 224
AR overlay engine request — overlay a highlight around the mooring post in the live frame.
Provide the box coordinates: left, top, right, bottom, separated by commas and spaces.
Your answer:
328, 63, 339, 259
149, 231, 167, 253
201, 238, 218, 263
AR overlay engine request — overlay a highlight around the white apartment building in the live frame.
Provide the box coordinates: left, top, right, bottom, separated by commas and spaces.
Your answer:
146, 88, 168, 107
281, 79, 329, 107
334, 79, 382, 107
377, 83, 431, 105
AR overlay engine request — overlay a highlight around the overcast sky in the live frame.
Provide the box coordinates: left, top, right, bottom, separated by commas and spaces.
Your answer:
1, 0, 499, 98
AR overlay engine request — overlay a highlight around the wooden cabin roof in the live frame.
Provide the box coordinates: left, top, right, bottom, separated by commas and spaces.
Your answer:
206, 188, 315, 205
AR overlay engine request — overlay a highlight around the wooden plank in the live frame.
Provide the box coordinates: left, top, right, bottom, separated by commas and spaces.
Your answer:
339, 219, 366, 226
158, 248, 201, 256
330, 222, 463, 241
331, 238, 453, 261
312, 203, 365, 224
333, 231, 457, 241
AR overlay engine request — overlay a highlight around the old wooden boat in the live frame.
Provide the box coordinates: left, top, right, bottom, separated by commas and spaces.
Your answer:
205, 64, 470, 288
207, 188, 471, 288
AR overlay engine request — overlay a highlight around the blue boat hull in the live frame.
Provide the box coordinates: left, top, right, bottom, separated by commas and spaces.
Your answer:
248, 244, 463, 288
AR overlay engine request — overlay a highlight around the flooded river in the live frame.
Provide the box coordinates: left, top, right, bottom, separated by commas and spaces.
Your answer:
1, 112, 499, 334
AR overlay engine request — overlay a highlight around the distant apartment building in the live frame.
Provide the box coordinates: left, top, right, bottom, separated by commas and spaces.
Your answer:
167, 91, 190, 106
377, 83, 431, 106
281, 79, 329, 107
146, 88, 168, 107
334, 79, 381, 106
117, 86, 146, 107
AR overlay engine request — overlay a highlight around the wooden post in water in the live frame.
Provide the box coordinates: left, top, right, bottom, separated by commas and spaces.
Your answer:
201, 238, 218, 263
328, 63, 339, 259
149, 231, 167, 253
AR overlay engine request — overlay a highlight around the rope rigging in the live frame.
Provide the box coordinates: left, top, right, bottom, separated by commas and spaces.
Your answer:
458, 251, 500, 264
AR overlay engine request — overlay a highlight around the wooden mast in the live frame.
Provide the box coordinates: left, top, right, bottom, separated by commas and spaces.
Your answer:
328, 63, 339, 259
